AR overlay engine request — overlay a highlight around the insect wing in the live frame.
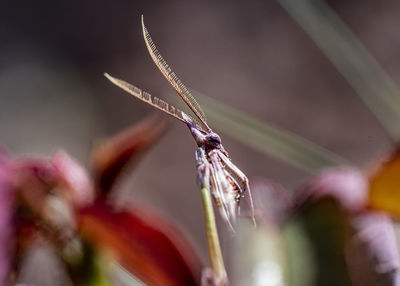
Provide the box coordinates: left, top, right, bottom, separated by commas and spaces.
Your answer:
217, 151, 256, 225
209, 151, 238, 230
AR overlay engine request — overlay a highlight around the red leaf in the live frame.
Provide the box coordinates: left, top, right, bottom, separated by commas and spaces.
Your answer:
91, 115, 167, 194
78, 199, 202, 286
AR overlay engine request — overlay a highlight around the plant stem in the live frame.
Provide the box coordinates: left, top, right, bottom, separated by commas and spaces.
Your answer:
200, 184, 227, 281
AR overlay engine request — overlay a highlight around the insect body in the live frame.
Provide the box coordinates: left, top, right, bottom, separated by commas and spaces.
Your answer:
105, 16, 254, 230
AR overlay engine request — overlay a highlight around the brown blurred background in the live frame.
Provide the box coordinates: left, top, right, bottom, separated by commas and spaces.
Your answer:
0, 0, 398, 267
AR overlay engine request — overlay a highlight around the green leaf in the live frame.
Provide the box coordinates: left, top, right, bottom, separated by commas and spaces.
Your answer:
195, 92, 349, 173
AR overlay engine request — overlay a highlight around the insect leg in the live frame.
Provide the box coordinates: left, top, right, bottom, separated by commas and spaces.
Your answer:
195, 148, 210, 189
196, 148, 231, 228
217, 151, 256, 227
222, 168, 243, 214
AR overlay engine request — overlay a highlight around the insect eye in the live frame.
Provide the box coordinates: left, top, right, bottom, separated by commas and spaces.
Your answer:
207, 134, 222, 144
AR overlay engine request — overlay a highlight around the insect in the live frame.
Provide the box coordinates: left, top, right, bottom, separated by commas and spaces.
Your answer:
105, 16, 254, 230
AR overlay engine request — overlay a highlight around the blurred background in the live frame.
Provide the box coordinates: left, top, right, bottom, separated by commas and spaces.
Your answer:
1, 0, 399, 280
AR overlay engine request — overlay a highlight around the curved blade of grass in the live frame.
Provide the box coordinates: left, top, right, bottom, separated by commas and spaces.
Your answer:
277, 0, 400, 141
193, 92, 349, 173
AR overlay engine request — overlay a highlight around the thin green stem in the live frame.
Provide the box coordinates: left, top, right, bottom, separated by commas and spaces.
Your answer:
200, 184, 227, 281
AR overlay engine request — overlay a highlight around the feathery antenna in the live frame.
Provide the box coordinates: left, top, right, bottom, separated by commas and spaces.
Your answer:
104, 73, 204, 131
141, 15, 211, 131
